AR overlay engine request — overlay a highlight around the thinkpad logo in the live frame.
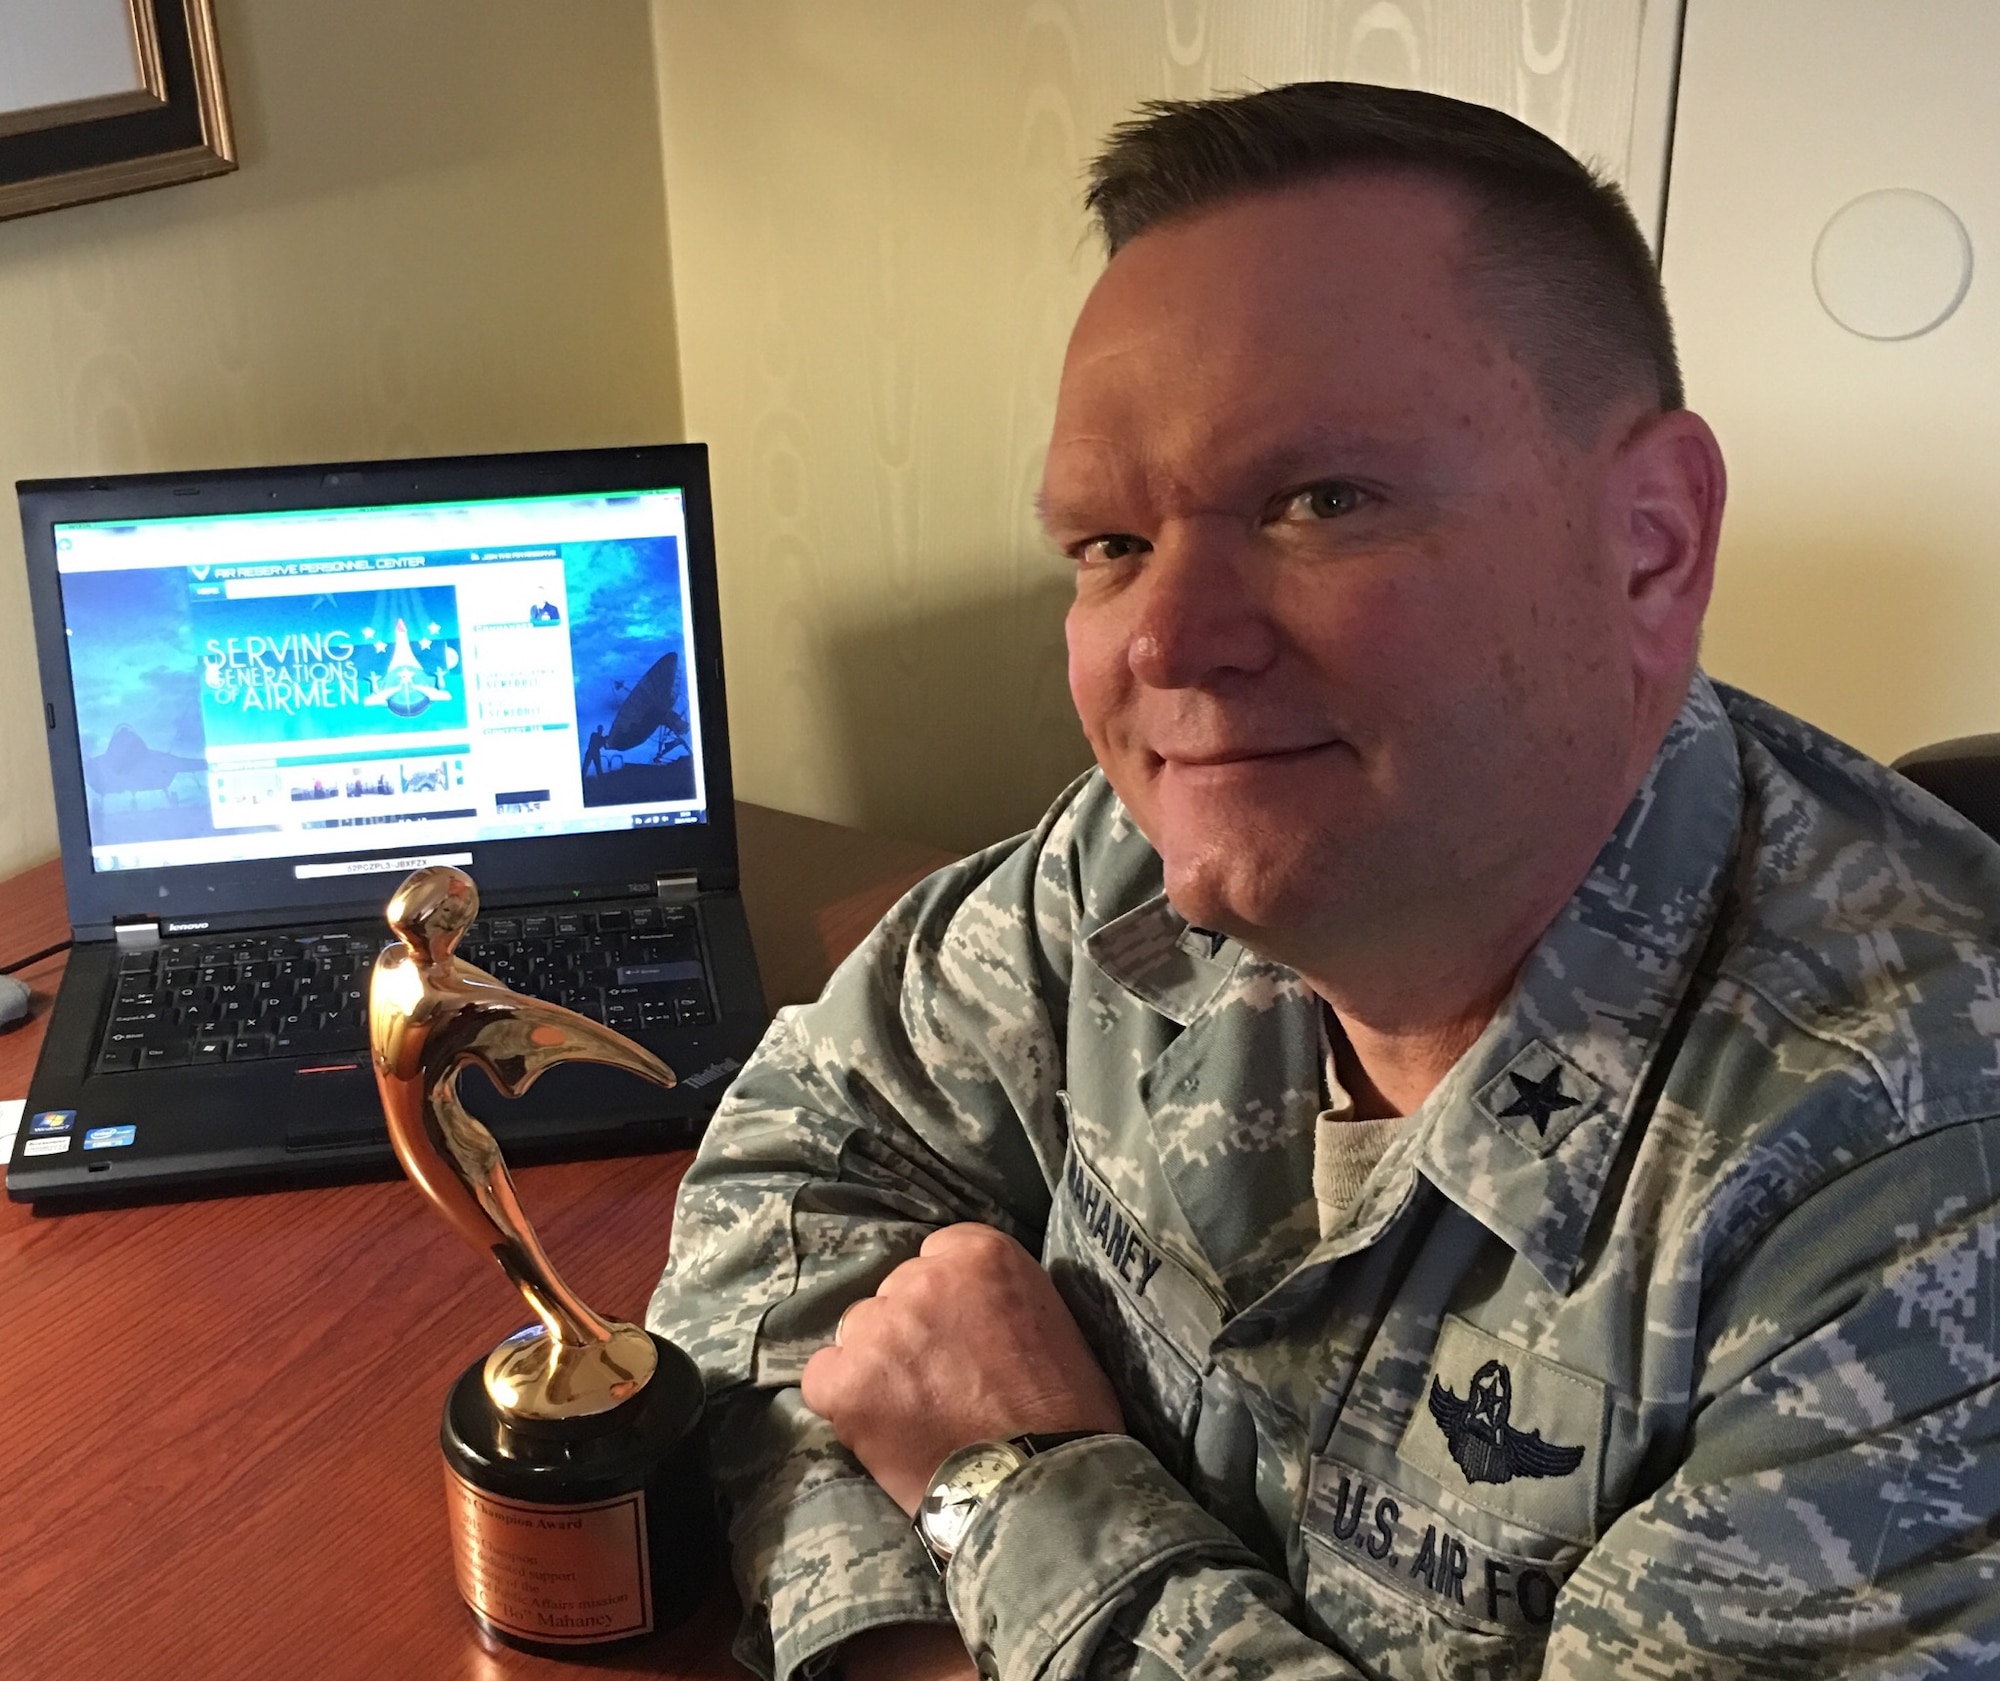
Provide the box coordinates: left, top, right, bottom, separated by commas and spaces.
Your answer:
681, 1056, 742, 1091
1428, 1359, 1584, 1486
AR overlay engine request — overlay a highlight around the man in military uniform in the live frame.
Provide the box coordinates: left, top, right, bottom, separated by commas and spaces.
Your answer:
649, 82, 2000, 1679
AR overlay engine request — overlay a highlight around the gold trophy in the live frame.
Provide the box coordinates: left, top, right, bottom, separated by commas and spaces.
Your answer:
369, 864, 716, 1653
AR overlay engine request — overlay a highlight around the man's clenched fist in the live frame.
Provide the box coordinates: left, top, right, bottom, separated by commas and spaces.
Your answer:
799, 1223, 1124, 1514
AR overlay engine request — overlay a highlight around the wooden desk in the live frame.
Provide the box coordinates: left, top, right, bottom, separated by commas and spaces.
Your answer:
0, 805, 953, 1680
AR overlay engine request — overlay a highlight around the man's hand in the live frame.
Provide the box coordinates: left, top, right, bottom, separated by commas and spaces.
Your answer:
800, 1223, 1123, 1514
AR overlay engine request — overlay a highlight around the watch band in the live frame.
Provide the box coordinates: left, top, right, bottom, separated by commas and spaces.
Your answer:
912, 1431, 1104, 1574
1010, 1430, 1101, 1457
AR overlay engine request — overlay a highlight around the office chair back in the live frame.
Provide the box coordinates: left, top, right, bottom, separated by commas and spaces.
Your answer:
1893, 735, 2000, 841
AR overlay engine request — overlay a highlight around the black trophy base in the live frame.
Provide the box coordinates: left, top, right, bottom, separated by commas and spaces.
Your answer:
439, 1332, 717, 1655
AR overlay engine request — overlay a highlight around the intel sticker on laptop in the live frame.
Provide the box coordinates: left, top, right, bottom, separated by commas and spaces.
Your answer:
82, 1125, 137, 1151
28, 1110, 76, 1136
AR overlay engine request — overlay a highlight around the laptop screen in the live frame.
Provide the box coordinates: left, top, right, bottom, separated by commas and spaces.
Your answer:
50, 488, 709, 876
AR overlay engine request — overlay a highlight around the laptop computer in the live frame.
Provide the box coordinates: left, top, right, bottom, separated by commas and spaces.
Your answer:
9, 444, 768, 1207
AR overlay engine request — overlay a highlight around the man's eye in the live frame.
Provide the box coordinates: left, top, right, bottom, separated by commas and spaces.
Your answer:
1072, 534, 1150, 566
1280, 483, 1370, 521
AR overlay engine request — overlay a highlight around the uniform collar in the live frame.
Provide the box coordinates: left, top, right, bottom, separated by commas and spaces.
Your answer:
1408, 673, 1744, 1293
1083, 899, 1240, 1027
1082, 673, 1746, 1299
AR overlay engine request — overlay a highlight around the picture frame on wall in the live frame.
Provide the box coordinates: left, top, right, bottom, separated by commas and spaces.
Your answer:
0, 0, 234, 224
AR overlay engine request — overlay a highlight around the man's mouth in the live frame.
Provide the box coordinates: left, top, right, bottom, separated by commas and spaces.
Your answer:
1155, 740, 1341, 769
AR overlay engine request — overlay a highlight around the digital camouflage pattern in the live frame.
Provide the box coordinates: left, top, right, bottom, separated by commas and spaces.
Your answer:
649, 672, 2000, 1680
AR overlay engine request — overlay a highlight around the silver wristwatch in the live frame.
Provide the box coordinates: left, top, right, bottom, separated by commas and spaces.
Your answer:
912, 1432, 1100, 1573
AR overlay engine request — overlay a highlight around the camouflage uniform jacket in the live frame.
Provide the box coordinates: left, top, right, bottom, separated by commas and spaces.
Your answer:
649, 673, 2000, 1680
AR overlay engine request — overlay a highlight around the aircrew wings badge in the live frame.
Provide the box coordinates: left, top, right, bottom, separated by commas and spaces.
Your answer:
1429, 1359, 1584, 1486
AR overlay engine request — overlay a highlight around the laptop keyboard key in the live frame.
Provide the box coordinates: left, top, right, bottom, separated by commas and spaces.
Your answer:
617, 958, 703, 987
276, 1028, 355, 1057
190, 1038, 230, 1064
228, 1035, 274, 1061
141, 1040, 191, 1068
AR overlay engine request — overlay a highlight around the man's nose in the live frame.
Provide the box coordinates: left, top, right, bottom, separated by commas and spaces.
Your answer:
1126, 522, 1278, 690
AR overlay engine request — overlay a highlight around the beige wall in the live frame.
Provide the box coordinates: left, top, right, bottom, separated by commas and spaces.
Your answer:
0, 0, 682, 881
653, 0, 1665, 853
1666, 0, 2000, 764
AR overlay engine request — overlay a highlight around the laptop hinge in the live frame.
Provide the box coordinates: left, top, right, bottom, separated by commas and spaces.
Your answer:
654, 871, 701, 904
113, 920, 161, 948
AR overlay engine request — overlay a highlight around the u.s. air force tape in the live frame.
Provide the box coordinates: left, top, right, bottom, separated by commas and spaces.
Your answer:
1303, 1457, 1584, 1634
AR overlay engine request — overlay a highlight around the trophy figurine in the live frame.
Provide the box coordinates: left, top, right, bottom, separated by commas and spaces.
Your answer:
370, 864, 716, 1653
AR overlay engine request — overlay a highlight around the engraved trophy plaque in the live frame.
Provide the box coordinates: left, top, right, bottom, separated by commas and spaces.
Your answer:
369, 865, 716, 1654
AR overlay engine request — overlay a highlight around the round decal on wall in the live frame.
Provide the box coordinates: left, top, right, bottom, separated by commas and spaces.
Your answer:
1812, 187, 1974, 342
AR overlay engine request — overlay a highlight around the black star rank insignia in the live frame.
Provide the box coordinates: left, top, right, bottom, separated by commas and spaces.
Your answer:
1429, 1359, 1585, 1486
1495, 1067, 1580, 1138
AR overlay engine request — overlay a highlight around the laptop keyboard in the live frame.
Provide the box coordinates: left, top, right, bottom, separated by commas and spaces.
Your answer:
94, 903, 713, 1074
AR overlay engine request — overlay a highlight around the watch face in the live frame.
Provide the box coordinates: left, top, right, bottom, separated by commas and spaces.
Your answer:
917, 1441, 1029, 1563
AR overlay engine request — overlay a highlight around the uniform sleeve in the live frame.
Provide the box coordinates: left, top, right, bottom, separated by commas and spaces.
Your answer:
647, 790, 1086, 1681
1543, 1116, 2000, 1679
949, 1434, 1369, 1680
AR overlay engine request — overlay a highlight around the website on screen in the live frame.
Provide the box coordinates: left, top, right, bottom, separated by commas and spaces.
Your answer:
54, 491, 707, 873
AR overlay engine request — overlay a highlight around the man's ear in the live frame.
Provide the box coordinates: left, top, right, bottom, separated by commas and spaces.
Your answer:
1607, 408, 1727, 683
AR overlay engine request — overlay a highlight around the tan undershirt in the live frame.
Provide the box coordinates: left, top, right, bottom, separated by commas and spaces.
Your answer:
1313, 1012, 1408, 1240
